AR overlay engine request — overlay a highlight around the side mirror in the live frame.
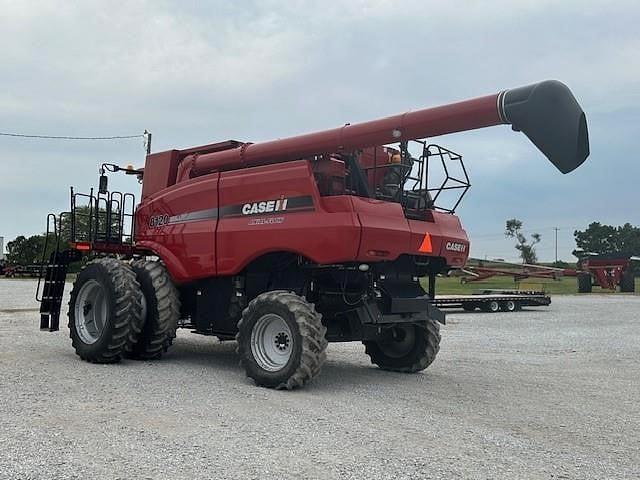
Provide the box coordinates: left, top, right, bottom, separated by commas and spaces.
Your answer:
99, 174, 108, 194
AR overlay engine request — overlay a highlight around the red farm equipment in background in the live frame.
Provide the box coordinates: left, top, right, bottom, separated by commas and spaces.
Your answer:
458, 259, 565, 284
571, 253, 638, 293
36, 80, 589, 389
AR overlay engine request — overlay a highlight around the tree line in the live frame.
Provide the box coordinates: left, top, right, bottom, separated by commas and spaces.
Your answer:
505, 219, 640, 264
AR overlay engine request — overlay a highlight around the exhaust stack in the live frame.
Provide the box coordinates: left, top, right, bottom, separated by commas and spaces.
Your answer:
178, 80, 589, 180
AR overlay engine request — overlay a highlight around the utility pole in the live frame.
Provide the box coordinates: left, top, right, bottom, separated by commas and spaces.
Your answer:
554, 227, 559, 264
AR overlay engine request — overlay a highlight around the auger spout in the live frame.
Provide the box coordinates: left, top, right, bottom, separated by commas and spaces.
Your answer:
177, 80, 589, 181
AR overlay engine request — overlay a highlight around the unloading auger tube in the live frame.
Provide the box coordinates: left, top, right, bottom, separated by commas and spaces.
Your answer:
177, 80, 589, 181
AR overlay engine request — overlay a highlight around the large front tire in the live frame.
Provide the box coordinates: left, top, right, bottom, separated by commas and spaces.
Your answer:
363, 320, 441, 373
126, 260, 181, 360
68, 257, 143, 363
236, 291, 328, 390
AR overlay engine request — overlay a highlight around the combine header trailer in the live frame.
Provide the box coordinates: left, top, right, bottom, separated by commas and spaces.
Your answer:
37, 80, 589, 389
458, 259, 565, 283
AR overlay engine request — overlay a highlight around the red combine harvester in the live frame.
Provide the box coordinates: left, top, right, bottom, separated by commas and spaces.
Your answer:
37, 80, 589, 389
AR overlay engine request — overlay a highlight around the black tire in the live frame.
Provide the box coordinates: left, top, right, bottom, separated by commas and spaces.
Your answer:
577, 272, 592, 293
126, 260, 181, 360
363, 320, 440, 373
236, 290, 328, 390
500, 300, 517, 312
68, 257, 143, 363
620, 270, 635, 293
462, 304, 476, 312
482, 300, 500, 312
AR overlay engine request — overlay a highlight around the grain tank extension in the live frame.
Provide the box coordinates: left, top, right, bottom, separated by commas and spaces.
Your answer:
37, 80, 589, 389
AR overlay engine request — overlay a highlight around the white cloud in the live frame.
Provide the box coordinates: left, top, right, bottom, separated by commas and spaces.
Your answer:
0, 0, 638, 260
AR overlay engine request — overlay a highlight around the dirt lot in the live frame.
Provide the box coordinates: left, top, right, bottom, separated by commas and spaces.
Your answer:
1, 278, 638, 479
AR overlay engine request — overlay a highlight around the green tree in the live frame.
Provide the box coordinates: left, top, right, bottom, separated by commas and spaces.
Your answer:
505, 218, 541, 264
574, 222, 640, 256
6, 235, 48, 265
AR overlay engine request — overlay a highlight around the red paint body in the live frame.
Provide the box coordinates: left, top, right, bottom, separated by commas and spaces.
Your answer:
178, 94, 501, 180
131, 91, 509, 283
135, 160, 469, 283
566, 257, 633, 290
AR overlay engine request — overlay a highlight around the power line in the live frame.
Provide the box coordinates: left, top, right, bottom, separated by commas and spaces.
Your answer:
0, 131, 145, 140
471, 225, 586, 239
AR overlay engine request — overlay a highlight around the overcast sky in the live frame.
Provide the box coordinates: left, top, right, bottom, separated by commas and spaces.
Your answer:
1, 0, 638, 262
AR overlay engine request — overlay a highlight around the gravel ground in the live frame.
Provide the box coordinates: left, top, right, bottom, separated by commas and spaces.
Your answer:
1, 278, 638, 479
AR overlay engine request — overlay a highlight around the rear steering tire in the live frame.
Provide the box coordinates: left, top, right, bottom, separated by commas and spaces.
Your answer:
126, 260, 181, 360
68, 257, 143, 363
363, 320, 441, 373
236, 290, 328, 390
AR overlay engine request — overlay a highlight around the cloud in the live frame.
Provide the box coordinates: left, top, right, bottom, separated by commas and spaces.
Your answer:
1, 0, 638, 260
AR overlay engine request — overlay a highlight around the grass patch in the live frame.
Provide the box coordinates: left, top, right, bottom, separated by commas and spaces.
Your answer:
428, 276, 640, 296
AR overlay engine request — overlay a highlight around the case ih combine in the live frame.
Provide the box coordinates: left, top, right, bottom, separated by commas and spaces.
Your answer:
38, 80, 589, 389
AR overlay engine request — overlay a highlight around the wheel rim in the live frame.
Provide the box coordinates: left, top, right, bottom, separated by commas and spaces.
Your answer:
379, 325, 416, 358
74, 279, 108, 344
250, 313, 293, 372
506, 301, 516, 311
490, 301, 499, 312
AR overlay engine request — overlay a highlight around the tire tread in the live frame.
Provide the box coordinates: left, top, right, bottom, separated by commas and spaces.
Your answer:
236, 290, 327, 390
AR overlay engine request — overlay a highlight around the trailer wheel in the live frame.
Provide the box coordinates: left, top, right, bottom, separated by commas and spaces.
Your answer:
482, 300, 500, 312
125, 260, 181, 360
363, 320, 440, 373
462, 304, 476, 312
68, 258, 143, 363
500, 300, 517, 312
620, 270, 635, 293
577, 272, 592, 293
236, 291, 327, 390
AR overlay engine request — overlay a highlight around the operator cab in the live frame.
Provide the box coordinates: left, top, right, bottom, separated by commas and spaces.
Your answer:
312, 141, 470, 220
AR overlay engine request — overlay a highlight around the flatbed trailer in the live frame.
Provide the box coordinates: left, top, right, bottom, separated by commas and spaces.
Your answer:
433, 290, 551, 313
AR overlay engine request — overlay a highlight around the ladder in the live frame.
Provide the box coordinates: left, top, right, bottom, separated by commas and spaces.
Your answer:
36, 213, 80, 331
38, 249, 80, 331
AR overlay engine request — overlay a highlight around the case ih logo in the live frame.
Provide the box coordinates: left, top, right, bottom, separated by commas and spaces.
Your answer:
445, 241, 467, 253
241, 196, 288, 216
149, 214, 170, 228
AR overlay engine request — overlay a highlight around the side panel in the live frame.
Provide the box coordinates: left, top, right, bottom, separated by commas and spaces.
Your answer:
216, 161, 360, 275
408, 213, 469, 268
354, 201, 469, 267
135, 174, 219, 283
141, 150, 180, 200
351, 197, 411, 261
